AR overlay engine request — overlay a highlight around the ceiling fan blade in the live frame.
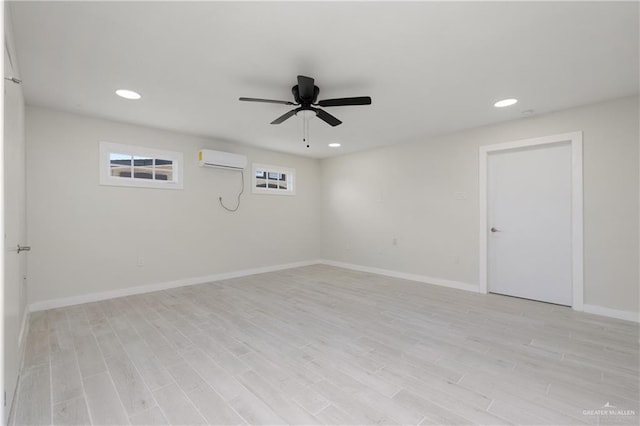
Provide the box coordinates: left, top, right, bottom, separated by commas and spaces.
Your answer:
297, 75, 315, 100
316, 109, 342, 127
318, 96, 372, 107
239, 97, 296, 106
270, 108, 298, 125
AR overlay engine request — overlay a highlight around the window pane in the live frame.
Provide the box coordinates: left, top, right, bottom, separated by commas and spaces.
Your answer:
110, 153, 132, 178
252, 164, 294, 194
255, 169, 266, 188
154, 158, 173, 181
133, 156, 154, 179
268, 172, 278, 188
101, 142, 183, 189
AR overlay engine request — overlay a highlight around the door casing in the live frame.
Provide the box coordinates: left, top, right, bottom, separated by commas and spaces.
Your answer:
478, 132, 584, 310
3, 11, 28, 422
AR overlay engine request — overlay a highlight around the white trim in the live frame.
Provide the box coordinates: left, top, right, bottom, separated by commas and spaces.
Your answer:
7, 310, 30, 426
99, 141, 184, 190
26, 259, 636, 325
29, 260, 320, 312
17, 309, 30, 351
322, 260, 638, 323
478, 131, 584, 311
320, 259, 479, 293
251, 163, 296, 195
582, 304, 639, 323
570, 137, 584, 310
1, 8, 6, 423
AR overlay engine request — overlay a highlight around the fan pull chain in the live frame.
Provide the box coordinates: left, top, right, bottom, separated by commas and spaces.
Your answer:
303, 115, 310, 148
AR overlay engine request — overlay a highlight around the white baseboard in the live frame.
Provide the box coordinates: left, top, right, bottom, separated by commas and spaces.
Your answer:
17, 309, 30, 349
319, 259, 479, 293
319, 260, 639, 323
29, 259, 321, 312
27, 258, 639, 325
582, 304, 639, 323
8, 309, 31, 424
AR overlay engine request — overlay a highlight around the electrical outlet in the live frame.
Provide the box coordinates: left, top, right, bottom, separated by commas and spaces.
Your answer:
137, 256, 144, 267
454, 191, 468, 200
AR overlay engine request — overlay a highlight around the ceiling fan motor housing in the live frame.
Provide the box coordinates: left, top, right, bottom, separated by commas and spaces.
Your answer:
292, 85, 320, 105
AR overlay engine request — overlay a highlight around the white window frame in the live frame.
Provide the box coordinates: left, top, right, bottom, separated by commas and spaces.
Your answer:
99, 141, 184, 190
251, 163, 296, 195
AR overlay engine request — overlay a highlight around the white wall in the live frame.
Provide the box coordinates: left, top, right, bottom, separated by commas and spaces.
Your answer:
25, 96, 640, 318
26, 106, 321, 304
320, 96, 639, 315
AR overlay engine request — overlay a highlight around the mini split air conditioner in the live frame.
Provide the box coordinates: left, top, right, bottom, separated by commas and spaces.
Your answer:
198, 149, 247, 170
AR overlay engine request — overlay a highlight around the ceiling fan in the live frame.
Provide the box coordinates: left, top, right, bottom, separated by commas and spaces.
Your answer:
239, 75, 372, 127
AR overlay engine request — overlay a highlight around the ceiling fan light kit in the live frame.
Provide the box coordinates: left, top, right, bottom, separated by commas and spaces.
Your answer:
239, 75, 372, 148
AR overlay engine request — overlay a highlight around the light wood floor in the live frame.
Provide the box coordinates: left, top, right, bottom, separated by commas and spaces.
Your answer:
11, 265, 639, 425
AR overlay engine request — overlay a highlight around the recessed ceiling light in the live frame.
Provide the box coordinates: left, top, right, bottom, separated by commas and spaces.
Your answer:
494, 98, 518, 108
328, 143, 341, 148
115, 89, 141, 100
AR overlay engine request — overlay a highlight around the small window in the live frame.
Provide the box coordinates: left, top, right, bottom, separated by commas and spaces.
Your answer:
100, 142, 183, 189
252, 163, 295, 195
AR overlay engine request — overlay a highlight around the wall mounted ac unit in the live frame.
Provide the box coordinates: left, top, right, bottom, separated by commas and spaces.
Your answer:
198, 149, 247, 170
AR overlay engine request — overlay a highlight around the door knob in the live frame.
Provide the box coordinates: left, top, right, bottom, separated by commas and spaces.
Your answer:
17, 244, 31, 254
490, 227, 500, 232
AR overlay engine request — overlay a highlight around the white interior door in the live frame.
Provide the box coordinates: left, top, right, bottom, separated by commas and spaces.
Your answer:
3, 42, 27, 421
488, 142, 572, 306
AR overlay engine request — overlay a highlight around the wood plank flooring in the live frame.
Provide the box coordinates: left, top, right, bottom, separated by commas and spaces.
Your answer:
11, 265, 639, 425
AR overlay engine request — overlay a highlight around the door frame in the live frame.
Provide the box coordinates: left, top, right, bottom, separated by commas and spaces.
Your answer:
478, 131, 584, 310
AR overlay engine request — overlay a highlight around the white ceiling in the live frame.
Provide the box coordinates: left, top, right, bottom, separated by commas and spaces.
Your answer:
9, 1, 639, 158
